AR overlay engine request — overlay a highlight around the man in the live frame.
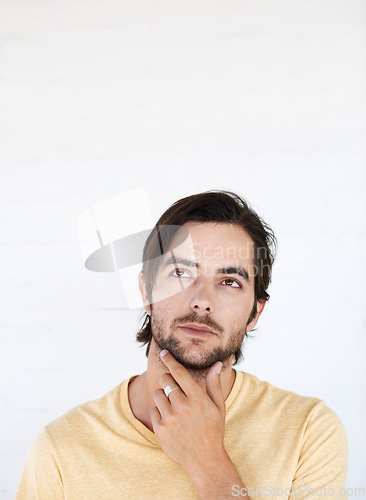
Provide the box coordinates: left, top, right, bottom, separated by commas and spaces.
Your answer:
16, 190, 348, 499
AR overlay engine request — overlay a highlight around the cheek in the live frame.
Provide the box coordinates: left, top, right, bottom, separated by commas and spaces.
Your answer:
151, 303, 174, 328
157, 284, 199, 313
227, 315, 247, 332
152, 283, 191, 307
224, 301, 253, 327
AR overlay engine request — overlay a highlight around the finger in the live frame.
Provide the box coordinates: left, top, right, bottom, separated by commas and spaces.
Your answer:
205, 361, 225, 414
160, 350, 201, 397
150, 406, 162, 431
159, 372, 178, 391
160, 373, 186, 403
153, 388, 172, 417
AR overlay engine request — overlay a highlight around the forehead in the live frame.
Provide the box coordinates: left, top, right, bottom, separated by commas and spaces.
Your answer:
166, 221, 255, 265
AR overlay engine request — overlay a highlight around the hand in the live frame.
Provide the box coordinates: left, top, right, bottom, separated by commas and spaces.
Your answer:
150, 350, 227, 480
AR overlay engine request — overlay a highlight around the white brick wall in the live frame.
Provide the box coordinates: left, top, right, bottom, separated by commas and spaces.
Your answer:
0, 1, 365, 497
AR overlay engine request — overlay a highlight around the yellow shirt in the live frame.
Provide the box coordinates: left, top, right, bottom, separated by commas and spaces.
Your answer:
16, 370, 348, 499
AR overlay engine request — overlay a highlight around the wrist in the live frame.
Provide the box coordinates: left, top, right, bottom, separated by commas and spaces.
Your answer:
189, 450, 245, 499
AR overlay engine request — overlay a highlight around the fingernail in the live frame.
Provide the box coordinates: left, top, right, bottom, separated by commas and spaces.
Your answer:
217, 362, 223, 374
160, 349, 168, 357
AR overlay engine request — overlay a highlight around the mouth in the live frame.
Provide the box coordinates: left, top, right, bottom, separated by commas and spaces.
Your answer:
177, 324, 217, 337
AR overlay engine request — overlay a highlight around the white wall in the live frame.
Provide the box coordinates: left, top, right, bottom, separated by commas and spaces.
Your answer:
0, 1, 365, 497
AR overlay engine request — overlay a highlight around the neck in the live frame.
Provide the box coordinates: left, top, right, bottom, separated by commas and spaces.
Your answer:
128, 343, 236, 433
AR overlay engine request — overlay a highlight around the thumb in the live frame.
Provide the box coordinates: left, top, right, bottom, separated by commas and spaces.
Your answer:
206, 361, 225, 414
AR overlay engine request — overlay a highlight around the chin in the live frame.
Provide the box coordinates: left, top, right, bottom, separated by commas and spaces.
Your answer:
171, 348, 222, 371
152, 332, 229, 369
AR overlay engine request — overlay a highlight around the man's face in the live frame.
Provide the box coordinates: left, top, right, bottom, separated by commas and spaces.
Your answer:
140, 221, 264, 373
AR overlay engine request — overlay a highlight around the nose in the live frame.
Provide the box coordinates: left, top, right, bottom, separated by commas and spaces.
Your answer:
189, 282, 214, 313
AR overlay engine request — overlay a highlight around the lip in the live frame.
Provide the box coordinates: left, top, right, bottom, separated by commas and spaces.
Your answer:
178, 323, 216, 337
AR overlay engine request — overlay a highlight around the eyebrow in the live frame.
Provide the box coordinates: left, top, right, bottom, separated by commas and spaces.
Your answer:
163, 256, 250, 283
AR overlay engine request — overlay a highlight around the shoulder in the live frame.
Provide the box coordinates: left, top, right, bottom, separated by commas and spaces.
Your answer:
43, 379, 130, 443
237, 370, 322, 410
235, 370, 347, 440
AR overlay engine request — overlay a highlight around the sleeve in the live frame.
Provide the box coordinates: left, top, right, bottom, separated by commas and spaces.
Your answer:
289, 401, 348, 499
15, 426, 64, 500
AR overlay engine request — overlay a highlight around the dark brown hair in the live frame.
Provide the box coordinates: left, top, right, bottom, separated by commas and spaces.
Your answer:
136, 190, 277, 365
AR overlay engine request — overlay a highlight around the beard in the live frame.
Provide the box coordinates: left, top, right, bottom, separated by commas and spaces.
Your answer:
150, 306, 249, 379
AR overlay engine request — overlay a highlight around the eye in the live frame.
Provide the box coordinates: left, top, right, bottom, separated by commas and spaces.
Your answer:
220, 278, 242, 288
170, 268, 192, 278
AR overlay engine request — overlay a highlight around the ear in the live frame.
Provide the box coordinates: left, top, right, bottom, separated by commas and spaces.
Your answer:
246, 300, 266, 332
138, 272, 151, 316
